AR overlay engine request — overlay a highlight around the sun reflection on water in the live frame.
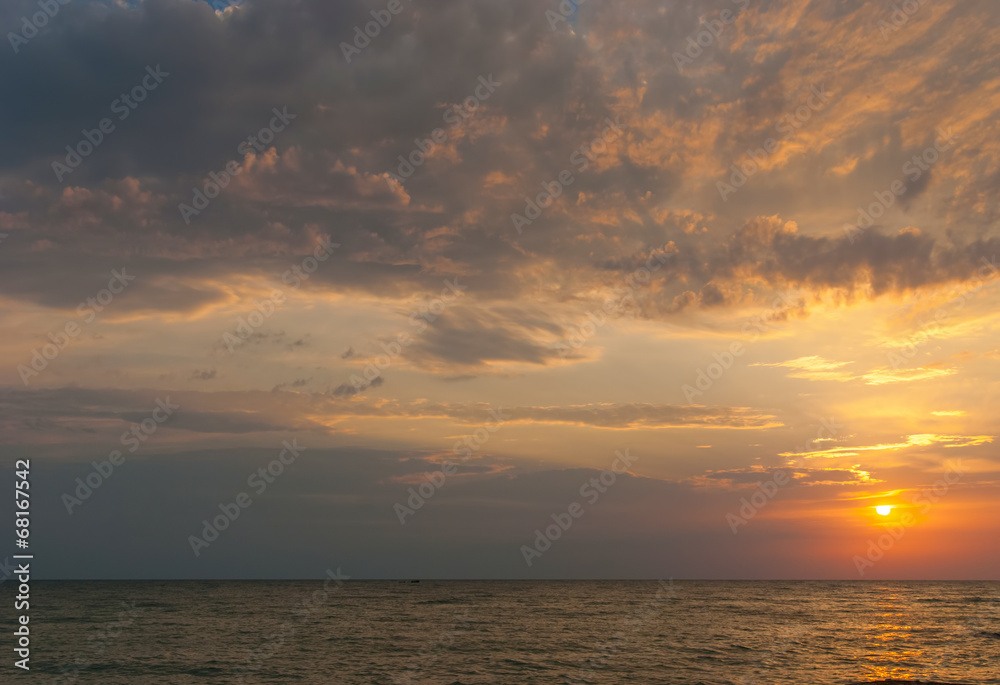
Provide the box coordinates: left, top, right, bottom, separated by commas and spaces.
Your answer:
861, 589, 925, 682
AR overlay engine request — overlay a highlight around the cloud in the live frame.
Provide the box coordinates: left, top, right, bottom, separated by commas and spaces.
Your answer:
781, 433, 994, 460
470, 403, 780, 430
0, 387, 780, 444
752, 357, 960, 386
271, 377, 311, 392
3, 0, 1000, 580
0, 0, 995, 327
329, 375, 385, 397
402, 305, 579, 370
690, 465, 877, 489
751, 355, 856, 382
861, 365, 958, 385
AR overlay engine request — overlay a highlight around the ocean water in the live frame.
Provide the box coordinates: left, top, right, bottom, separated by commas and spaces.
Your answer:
7, 580, 1000, 684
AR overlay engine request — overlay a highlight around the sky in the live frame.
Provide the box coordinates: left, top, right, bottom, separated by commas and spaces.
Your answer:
1, 0, 999, 579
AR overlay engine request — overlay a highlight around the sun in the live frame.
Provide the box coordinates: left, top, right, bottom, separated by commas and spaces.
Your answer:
875, 505, 893, 516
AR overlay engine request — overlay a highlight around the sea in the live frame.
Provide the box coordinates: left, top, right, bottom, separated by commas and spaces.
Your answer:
7, 580, 1000, 684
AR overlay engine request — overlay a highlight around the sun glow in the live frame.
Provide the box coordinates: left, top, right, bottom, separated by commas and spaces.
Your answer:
875, 505, 893, 516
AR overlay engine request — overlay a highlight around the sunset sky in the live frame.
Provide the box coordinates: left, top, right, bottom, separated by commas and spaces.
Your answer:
1, 0, 998, 579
